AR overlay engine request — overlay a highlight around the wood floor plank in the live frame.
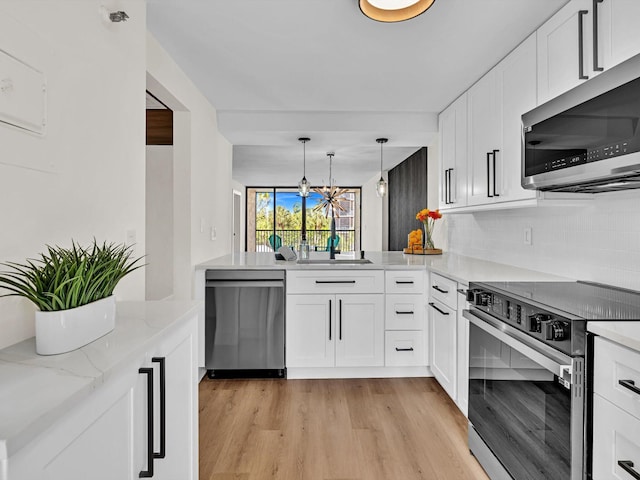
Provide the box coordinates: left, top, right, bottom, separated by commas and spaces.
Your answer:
199, 377, 489, 480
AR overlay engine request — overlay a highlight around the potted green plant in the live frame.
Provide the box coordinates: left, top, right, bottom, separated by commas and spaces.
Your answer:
0, 240, 144, 355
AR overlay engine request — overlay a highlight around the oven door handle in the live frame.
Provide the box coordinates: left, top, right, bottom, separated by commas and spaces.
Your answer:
463, 308, 573, 378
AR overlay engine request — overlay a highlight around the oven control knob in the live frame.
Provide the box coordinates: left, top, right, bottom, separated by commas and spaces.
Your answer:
547, 321, 567, 341
477, 293, 492, 307
529, 313, 552, 333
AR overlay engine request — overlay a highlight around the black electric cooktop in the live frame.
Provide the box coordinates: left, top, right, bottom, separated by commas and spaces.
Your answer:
471, 281, 640, 321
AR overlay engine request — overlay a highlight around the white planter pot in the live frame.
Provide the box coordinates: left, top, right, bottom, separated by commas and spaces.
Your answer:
35, 296, 116, 355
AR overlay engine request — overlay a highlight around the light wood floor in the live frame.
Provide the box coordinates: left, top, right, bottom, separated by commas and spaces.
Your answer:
199, 377, 490, 480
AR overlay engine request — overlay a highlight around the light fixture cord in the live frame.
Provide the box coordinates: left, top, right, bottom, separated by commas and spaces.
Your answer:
380, 141, 383, 175
303, 140, 306, 176
328, 153, 334, 187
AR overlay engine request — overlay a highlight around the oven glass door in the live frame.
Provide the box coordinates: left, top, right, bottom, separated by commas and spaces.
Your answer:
468, 315, 580, 480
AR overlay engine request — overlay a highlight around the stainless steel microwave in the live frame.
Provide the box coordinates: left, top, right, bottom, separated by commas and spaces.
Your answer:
522, 53, 640, 193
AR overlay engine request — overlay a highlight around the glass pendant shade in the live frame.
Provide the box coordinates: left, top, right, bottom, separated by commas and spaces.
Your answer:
376, 177, 387, 197
298, 137, 311, 197
360, 0, 435, 22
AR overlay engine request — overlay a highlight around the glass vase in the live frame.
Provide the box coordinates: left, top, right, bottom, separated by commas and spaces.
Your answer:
424, 224, 435, 250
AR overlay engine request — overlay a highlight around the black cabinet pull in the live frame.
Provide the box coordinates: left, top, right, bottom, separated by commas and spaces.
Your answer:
593, 0, 604, 72
395, 280, 414, 285
395, 311, 415, 315
618, 460, 640, 480
395, 347, 414, 352
316, 280, 356, 284
486, 152, 493, 197
139, 367, 155, 478
578, 10, 589, 80
444, 168, 449, 204
448, 168, 454, 203
492, 149, 500, 197
152, 357, 166, 460
432, 285, 449, 294
429, 302, 450, 316
329, 299, 332, 341
618, 379, 640, 396
339, 299, 343, 340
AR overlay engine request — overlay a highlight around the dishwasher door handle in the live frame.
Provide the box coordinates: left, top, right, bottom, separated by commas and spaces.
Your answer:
205, 280, 284, 288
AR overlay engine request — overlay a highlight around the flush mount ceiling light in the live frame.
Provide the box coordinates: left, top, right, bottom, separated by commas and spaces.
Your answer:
109, 11, 129, 22
359, 0, 435, 22
297, 137, 311, 197
376, 138, 388, 198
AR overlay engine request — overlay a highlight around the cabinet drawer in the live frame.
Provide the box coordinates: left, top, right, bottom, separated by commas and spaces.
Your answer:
385, 294, 425, 330
430, 272, 458, 309
385, 270, 425, 294
286, 270, 384, 294
592, 393, 640, 480
385, 330, 425, 367
594, 336, 640, 420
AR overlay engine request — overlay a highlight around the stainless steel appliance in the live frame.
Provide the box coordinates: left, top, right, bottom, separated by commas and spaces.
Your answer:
522, 52, 640, 193
464, 281, 640, 480
205, 269, 285, 378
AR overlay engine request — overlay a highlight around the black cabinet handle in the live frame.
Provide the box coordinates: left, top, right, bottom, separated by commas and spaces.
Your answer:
395, 311, 415, 315
151, 357, 166, 460
618, 460, 640, 480
448, 168, 454, 203
339, 299, 343, 340
486, 152, 493, 197
329, 299, 332, 341
444, 168, 449, 204
395, 347, 414, 352
593, 0, 604, 72
139, 367, 155, 478
432, 285, 449, 294
492, 149, 500, 197
316, 280, 356, 284
578, 10, 589, 80
395, 280, 414, 285
429, 302, 450, 316
618, 379, 640, 396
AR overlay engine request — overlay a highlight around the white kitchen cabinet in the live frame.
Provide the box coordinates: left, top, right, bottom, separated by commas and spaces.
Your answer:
598, 0, 640, 72
439, 93, 468, 210
385, 330, 425, 367
6, 306, 198, 480
592, 336, 640, 480
428, 272, 458, 401
537, 0, 592, 104
286, 270, 385, 369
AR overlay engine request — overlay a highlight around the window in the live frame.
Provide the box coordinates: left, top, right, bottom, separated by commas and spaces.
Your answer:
246, 187, 361, 252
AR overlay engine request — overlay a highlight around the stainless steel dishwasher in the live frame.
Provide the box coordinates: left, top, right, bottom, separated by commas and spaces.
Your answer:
204, 269, 285, 378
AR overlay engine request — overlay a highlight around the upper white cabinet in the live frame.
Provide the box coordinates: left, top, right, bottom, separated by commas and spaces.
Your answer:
538, 0, 640, 104
537, 0, 592, 104
439, 93, 468, 210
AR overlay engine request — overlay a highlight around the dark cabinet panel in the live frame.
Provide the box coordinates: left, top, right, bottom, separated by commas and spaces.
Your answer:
388, 147, 427, 251
146, 109, 173, 145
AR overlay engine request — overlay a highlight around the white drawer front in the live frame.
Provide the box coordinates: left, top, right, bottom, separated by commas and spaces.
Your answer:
385, 270, 425, 294
594, 336, 640, 420
593, 394, 640, 480
385, 294, 425, 330
430, 272, 458, 309
287, 270, 384, 294
385, 330, 425, 367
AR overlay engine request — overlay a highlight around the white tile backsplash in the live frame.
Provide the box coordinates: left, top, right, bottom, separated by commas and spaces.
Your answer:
446, 191, 640, 291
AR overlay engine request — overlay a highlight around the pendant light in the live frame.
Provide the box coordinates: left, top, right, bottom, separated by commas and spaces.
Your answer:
298, 137, 311, 197
359, 0, 435, 23
376, 138, 388, 198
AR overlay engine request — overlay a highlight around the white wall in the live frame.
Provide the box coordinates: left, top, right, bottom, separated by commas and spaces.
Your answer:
146, 145, 174, 300
0, 1, 146, 349
447, 191, 640, 291
231, 180, 245, 252
361, 173, 386, 252
146, 33, 233, 297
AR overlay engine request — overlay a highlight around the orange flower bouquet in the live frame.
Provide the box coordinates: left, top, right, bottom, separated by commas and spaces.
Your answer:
416, 208, 442, 250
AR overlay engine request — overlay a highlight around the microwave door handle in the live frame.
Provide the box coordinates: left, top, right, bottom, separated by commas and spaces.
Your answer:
593, 0, 604, 72
492, 149, 500, 197
578, 10, 589, 80
486, 152, 493, 197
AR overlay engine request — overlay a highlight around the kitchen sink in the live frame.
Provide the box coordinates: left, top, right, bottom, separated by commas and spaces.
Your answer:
296, 259, 373, 265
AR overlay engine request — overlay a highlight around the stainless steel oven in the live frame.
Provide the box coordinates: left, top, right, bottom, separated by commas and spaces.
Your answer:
463, 282, 587, 480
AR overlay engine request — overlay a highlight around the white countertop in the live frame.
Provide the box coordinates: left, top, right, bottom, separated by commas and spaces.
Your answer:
196, 251, 570, 285
0, 300, 199, 461
588, 321, 640, 352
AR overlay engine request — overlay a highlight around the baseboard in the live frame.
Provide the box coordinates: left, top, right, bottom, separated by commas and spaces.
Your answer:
286, 366, 433, 379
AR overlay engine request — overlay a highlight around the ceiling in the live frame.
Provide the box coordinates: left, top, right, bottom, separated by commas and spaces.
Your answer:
146, 0, 569, 187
